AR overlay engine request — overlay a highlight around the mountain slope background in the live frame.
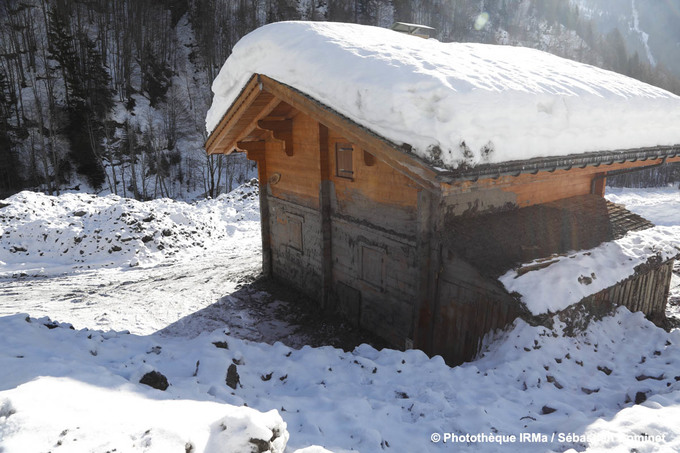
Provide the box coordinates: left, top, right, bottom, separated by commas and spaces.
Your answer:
1, 0, 680, 200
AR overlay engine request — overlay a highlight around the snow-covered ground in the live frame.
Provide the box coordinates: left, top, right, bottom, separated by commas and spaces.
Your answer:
606, 186, 680, 321
1, 185, 680, 452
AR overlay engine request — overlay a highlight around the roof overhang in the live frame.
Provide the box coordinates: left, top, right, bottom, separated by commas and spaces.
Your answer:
205, 74, 443, 191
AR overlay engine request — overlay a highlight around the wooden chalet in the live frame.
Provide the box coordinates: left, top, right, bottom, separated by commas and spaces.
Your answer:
206, 60, 680, 366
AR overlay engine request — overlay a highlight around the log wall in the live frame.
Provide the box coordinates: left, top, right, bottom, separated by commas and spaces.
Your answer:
325, 130, 421, 346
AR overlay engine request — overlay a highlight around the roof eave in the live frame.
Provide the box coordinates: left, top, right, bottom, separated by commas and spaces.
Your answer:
205, 74, 267, 155
437, 145, 680, 183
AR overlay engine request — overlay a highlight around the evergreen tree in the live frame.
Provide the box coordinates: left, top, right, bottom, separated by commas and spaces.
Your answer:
47, 5, 113, 189
0, 70, 24, 197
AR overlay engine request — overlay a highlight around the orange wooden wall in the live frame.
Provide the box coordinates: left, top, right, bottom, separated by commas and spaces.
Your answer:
442, 157, 677, 211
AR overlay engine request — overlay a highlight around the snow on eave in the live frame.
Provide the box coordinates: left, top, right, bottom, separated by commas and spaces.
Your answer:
208, 71, 680, 184
438, 145, 680, 183
206, 22, 680, 170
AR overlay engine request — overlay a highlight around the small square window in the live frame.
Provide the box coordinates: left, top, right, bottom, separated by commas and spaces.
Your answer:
336, 144, 353, 179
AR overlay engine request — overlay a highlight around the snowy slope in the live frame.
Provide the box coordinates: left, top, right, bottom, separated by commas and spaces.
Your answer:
207, 21, 680, 169
0, 181, 259, 277
2, 307, 680, 451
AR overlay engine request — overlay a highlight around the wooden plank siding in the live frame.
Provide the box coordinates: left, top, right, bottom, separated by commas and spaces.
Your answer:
324, 130, 422, 346
265, 112, 322, 209
244, 107, 425, 347
441, 157, 680, 214
577, 259, 674, 323
431, 250, 522, 365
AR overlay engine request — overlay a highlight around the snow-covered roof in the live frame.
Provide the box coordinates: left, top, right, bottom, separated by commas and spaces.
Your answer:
206, 21, 680, 169
499, 225, 680, 315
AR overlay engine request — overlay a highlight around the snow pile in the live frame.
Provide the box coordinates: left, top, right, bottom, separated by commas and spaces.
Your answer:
207, 21, 680, 169
2, 310, 680, 452
0, 182, 259, 277
499, 225, 680, 315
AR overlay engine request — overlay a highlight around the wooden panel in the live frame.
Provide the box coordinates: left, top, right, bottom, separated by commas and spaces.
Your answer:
361, 245, 385, 287
326, 130, 419, 237
430, 250, 521, 365
507, 172, 592, 207
335, 143, 354, 179
330, 217, 418, 346
268, 197, 324, 301
579, 258, 674, 325
328, 130, 419, 207
431, 276, 519, 365
265, 112, 321, 209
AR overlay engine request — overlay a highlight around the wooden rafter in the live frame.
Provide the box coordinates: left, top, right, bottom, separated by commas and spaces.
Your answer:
236, 140, 266, 162
257, 119, 293, 156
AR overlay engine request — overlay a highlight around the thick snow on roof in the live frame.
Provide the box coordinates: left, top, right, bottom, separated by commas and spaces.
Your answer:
207, 21, 680, 168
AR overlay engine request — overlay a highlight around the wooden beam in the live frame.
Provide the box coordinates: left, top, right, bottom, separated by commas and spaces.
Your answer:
236, 140, 266, 162
205, 76, 282, 156
222, 95, 281, 151
257, 119, 293, 156
258, 74, 440, 192
318, 124, 333, 310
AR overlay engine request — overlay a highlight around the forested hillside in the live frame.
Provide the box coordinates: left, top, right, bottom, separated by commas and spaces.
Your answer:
1, 0, 679, 199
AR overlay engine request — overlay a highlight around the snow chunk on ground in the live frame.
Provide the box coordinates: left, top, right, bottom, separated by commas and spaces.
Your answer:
0, 376, 288, 453
499, 226, 680, 315
207, 410, 288, 453
207, 21, 680, 168
0, 181, 259, 277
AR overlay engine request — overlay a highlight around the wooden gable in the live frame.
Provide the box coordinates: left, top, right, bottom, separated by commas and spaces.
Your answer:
206, 74, 441, 192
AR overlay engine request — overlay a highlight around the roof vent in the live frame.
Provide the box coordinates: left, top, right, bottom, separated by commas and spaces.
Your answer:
391, 22, 435, 39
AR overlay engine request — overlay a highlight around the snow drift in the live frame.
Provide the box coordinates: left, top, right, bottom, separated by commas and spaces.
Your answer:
500, 225, 680, 315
